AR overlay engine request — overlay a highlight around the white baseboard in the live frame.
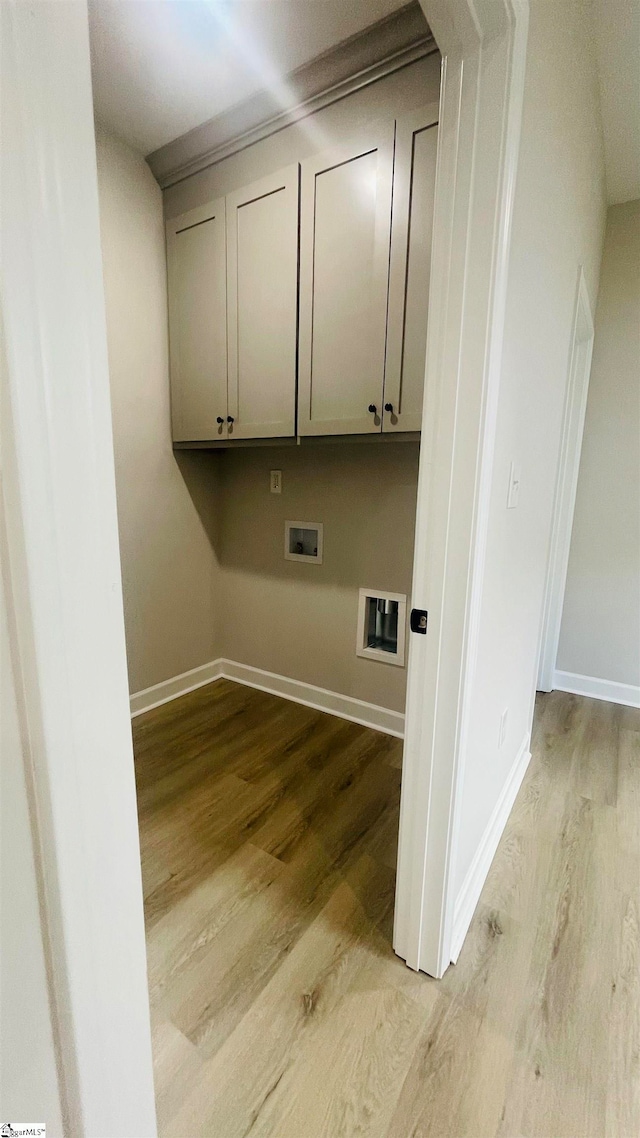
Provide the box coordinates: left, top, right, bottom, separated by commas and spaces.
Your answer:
130, 659, 224, 717
450, 732, 531, 964
218, 659, 404, 737
553, 669, 640, 709
130, 657, 405, 738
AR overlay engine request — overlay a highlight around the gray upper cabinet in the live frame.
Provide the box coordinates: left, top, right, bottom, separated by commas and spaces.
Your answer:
384, 105, 439, 433
165, 111, 438, 445
167, 199, 228, 442
297, 127, 395, 436
226, 166, 299, 440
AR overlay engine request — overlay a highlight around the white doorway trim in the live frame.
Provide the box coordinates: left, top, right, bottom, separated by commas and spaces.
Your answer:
394, 0, 530, 978
1, 2, 157, 1133
1, 4, 534, 1131
537, 268, 595, 692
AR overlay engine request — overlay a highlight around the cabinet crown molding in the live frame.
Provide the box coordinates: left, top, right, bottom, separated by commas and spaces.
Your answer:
146, 1, 435, 189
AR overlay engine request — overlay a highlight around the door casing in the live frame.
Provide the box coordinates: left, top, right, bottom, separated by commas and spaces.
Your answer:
395, 0, 530, 978
0, 2, 531, 1134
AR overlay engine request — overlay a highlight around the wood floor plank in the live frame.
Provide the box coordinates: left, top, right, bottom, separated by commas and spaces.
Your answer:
161, 769, 399, 1062
146, 842, 284, 1007
606, 724, 640, 1138
134, 681, 640, 1138
571, 696, 621, 806
166, 864, 402, 1138
249, 986, 428, 1138
507, 792, 615, 1138
151, 1016, 204, 1134
248, 728, 398, 862
387, 996, 514, 1138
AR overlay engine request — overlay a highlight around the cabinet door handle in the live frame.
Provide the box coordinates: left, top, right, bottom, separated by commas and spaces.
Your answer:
216, 416, 224, 425
227, 416, 235, 424
384, 403, 393, 413
368, 404, 377, 414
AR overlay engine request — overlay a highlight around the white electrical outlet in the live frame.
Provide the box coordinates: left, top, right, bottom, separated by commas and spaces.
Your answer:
498, 707, 508, 749
507, 462, 520, 509
270, 469, 282, 494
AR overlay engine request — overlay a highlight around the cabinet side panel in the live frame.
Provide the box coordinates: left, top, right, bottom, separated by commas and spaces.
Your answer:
401, 125, 438, 421
384, 116, 438, 432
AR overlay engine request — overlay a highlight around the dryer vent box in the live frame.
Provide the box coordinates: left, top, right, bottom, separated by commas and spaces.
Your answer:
285, 521, 323, 564
356, 589, 406, 666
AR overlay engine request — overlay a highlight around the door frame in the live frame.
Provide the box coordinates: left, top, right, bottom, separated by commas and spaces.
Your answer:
537, 268, 595, 692
1, 2, 156, 1133
1, 0, 531, 1130
395, 0, 530, 977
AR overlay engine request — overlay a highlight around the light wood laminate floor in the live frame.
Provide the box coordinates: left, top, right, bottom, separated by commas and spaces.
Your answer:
134, 681, 640, 1137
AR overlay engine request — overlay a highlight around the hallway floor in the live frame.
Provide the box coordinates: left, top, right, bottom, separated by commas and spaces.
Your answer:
135, 682, 640, 1137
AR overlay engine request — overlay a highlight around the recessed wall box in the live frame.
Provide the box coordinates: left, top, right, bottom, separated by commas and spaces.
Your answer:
284, 521, 323, 564
356, 588, 407, 666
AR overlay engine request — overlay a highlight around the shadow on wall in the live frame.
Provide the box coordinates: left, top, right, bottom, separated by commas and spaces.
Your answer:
173, 448, 224, 556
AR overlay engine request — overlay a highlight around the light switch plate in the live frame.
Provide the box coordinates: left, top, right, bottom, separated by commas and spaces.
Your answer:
498, 707, 508, 749
270, 470, 282, 494
507, 462, 520, 509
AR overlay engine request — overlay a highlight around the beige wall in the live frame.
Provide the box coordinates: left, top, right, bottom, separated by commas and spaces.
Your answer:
217, 442, 420, 712
97, 55, 440, 707
160, 52, 440, 711
557, 199, 640, 689
96, 129, 221, 695
453, 0, 607, 895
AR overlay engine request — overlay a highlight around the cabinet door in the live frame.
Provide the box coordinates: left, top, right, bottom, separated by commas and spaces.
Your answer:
383, 107, 438, 433
226, 165, 299, 439
166, 200, 228, 442
298, 127, 395, 436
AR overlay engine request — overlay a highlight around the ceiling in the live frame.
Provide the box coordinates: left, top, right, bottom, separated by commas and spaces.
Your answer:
89, 0, 640, 203
88, 0, 410, 156
592, 0, 640, 204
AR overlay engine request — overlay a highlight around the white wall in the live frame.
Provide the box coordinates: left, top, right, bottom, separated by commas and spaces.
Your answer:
453, 0, 607, 897
557, 199, 640, 692
1, 503, 63, 1133
96, 128, 221, 696
1, 1, 157, 1129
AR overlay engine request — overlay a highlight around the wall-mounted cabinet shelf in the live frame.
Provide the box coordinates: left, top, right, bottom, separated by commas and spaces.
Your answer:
166, 105, 438, 448
172, 431, 421, 451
